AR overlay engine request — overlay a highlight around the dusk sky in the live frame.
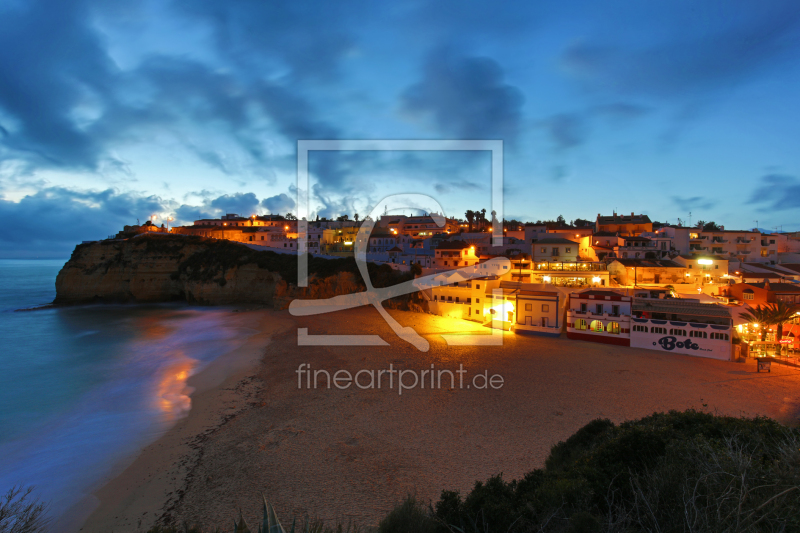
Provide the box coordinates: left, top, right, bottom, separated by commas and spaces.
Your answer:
1, 0, 799, 257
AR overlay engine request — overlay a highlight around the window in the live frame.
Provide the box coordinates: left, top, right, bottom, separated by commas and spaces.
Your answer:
606, 322, 620, 334
525, 303, 532, 311
447, 296, 452, 302
542, 304, 549, 312
476, 298, 480, 304
612, 305, 619, 316
596, 304, 603, 314
476, 284, 481, 289
575, 319, 588, 330
690, 330, 707, 338
633, 325, 648, 332
455, 297, 460, 303
711, 332, 729, 340
580, 303, 587, 313
433, 295, 437, 301
467, 298, 472, 304
565, 247, 571, 253
651, 327, 667, 334
669, 329, 686, 336
541, 247, 546, 253
589, 320, 604, 332
744, 292, 754, 300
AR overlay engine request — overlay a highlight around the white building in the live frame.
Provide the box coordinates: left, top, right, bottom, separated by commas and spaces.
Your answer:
629, 299, 733, 360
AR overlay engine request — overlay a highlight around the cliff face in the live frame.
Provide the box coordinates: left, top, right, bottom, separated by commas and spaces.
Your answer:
54, 235, 364, 306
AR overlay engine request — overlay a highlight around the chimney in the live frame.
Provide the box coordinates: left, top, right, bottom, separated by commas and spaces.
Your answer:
631, 212, 634, 217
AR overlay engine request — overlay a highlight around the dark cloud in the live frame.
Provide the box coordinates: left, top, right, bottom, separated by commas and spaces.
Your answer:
561, 4, 800, 100
400, 49, 525, 144
0, 2, 346, 178
261, 193, 296, 215
174, 204, 215, 223
671, 196, 716, 211
174, 0, 367, 81
0, 187, 167, 258
543, 113, 587, 151
748, 174, 800, 211
0, 0, 116, 170
208, 192, 260, 216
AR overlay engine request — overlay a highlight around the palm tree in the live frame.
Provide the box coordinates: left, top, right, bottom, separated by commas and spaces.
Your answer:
465, 210, 475, 232
739, 304, 772, 342
766, 301, 799, 353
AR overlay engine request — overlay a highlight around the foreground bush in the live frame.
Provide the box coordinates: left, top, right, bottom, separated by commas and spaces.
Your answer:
148, 411, 800, 533
415, 410, 800, 533
0, 486, 48, 533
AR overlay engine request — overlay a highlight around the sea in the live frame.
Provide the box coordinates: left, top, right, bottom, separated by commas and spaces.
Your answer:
0, 259, 255, 530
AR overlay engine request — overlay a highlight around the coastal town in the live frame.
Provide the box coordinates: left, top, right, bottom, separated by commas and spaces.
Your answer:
116, 210, 800, 363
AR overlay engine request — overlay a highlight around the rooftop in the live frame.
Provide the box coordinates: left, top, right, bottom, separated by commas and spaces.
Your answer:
747, 282, 800, 293
597, 213, 652, 224
533, 237, 579, 245
436, 240, 471, 250
632, 299, 732, 319
678, 254, 729, 261
611, 259, 684, 268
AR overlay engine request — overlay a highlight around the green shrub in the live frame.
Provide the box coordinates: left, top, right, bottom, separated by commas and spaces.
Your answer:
429, 410, 800, 532
377, 495, 436, 533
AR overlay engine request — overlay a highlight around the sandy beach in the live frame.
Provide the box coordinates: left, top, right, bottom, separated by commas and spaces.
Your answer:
81, 306, 800, 532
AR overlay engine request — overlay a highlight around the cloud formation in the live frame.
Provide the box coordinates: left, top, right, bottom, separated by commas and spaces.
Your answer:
262, 193, 296, 215
401, 49, 525, 144
671, 196, 717, 211
748, 174, 800, 211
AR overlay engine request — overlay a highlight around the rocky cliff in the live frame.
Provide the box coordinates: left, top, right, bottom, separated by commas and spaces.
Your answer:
54, 234, 371, 306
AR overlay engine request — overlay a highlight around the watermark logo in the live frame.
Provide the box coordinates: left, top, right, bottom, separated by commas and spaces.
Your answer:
290, 140, 506, 351
296, 363, 504, 394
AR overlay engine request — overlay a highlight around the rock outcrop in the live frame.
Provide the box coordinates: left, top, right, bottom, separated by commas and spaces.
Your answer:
54, 234, 366, 306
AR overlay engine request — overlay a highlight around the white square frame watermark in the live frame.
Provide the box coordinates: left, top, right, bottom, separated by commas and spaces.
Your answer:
293, 139, 505, 351
296, 139, 504, 286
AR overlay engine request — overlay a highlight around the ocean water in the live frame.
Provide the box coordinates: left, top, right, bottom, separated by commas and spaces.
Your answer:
0, 260, 255, 529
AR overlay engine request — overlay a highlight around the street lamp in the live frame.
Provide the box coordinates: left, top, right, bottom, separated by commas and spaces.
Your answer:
167, 216, 173, 232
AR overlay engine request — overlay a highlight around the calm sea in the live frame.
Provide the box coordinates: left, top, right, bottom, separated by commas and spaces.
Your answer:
0, 259, 254, 530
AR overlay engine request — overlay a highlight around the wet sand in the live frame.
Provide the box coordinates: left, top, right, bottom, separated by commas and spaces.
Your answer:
83, 307, 800, 532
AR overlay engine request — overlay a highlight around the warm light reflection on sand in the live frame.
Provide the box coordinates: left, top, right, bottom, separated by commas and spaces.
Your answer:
132, 311, 204, 422
156, 355, 195, 422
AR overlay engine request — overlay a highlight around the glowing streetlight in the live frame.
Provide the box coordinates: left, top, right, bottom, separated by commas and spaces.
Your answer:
166, 216, 173, 232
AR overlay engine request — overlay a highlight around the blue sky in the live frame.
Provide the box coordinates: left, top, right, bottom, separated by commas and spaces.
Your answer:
1, 0, 799, 257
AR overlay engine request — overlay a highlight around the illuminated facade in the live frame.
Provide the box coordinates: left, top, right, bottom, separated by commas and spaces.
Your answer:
566, 290, 632, 346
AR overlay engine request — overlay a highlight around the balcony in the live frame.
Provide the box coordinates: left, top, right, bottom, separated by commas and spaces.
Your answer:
533, 261, 607, 271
